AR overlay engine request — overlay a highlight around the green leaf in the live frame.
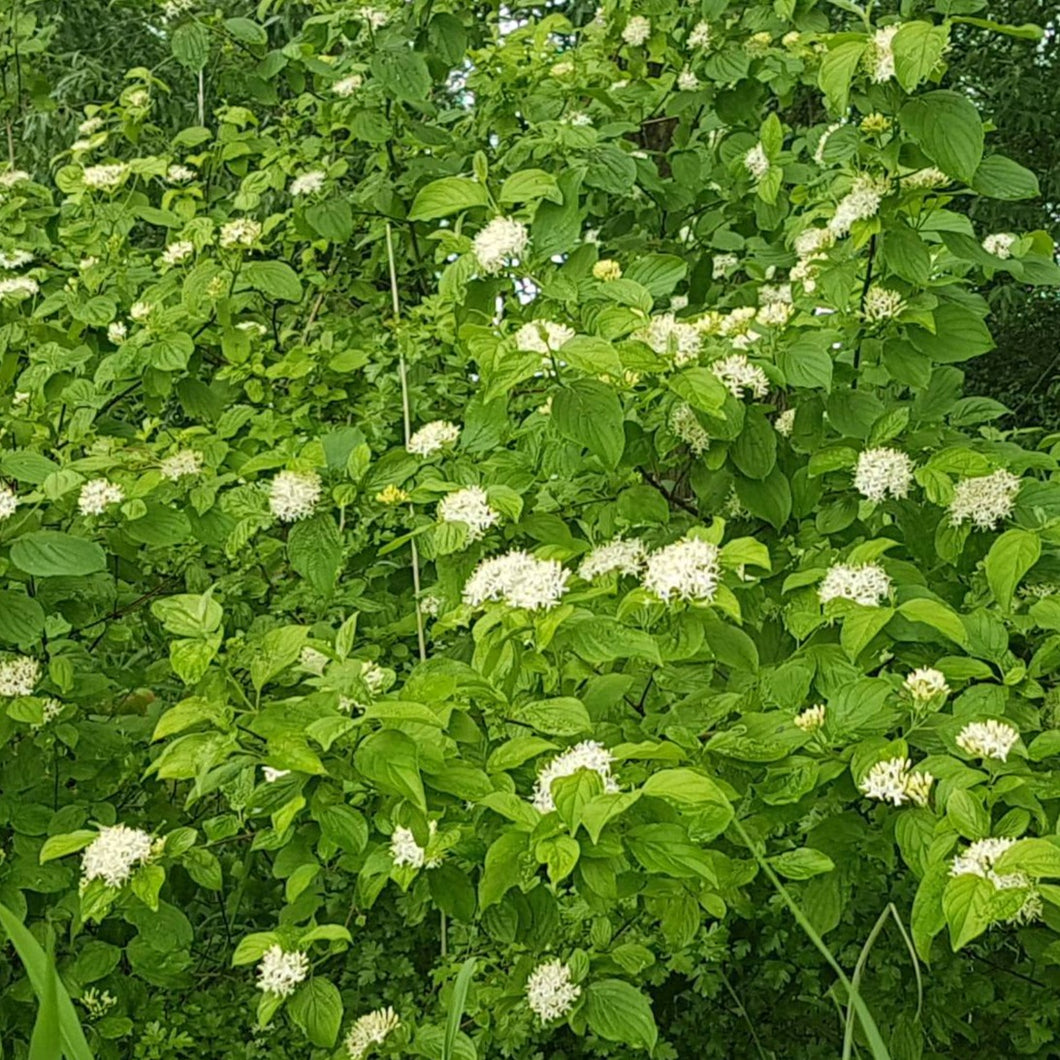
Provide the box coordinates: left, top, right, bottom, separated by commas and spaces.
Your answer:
642, 769, 732, 812
0, 591, 46, 644
305, 199, 353, 242
771, 848, 836, 880
623, 254, 687, 298
354, 731, 426, 810
171, 21, 210, 70
971, 155, 1040, 201
224, 17, 267, 44
552, 381, 625, 468
11, 532, 106, 577
778, 332, 834, 389
984, 529, 1040, 611
559, 336, 623, 377
288, 514, 343, 595
892, 21, 948, 91
584, 979, 658, 1052
39, 831, 98, 863
409, 177, 489, 221
498, 169, 560, 205
818, 40, 866, 114
565, 617, 662, 665
479, 831, 527, 909
899, 90, 984, 183
897, 598, 969, 647
243, 261, 303, 302
736, 468, 792, 530
943, 874, 995, 950
289, 978, 343, 1048
909, 304, 994, 363
371, 46, 431, 101
443, 959, 477, 1060
993, 838, 1060, 879
514, 697, 592, 736
151, 591, 223, 638
731, 407, 777, 480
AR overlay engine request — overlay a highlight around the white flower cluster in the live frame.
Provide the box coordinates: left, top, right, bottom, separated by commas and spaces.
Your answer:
689, 21, 712, 48
949, 469, 1020, 530
904, 667, 949, 703
269, 470, 322, 522
408, 419, 460, 456
0, 169, 31, 189
712, 252, 738, 279
853, 447, 913, 501
956, 720, 1020, 762
0, 485, 18, 520
78, 478, 124, 515
31, 698, 63, 730
0, 656, 39, 696
867, 24, 900, 83
0, 249, 33, 269
437, 486, 499, 541
578, 538, 647, 580
622, 16, 651, 45
290, 170, 326, 196
669, 403, 710, 455
166, 164, 196, 183
332, 74, 364, 97
108, 321, 127, 344
81, 824, 153, 887
358, 6, 389, 29
756, 300, 792, 328
743, 143, 770, 181
82, 163, 127, 190
818, 562, 891, 606
255, 945, 310, 998
775, 408, 796, 437
982, 232, 1018, 260
0, 276, 39, 300
643, 537, 720, 603
160, 450, 203, 481
950, 839, 1042, 925
711, 353, 769, 399
904, 167, 950, 190
861, 285, 906, 322
463, 550, 569, 611
390, 821, 441, 869
860, 758, 933, 807
130, 300, 152, 322
533, 741, 618, 813
161, 240, 194, 266
794, 704, 826, 732
790, 226, 835, 292
634, 313, 701, 365
677, 69, 700, 91
515, 320, 575, 354
472, 216, 529, 273
829, 174, 889, 238
361, 660, 388, 696
526, 959, 582, 1022
219, 218, 261, 248
345, 1007, 401, 1059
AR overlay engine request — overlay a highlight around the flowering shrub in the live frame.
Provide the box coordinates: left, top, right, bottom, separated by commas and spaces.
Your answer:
1, 0, 1060, 1057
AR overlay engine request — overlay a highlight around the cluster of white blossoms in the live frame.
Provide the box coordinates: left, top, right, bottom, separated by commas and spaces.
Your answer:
0, 656, 40, 697
533, 741, 618, 813
982, 232, 1018, 260
160, 450, 203, 481
358, 5, 389, 28
818, 562, 891, 606
80, 987, 117, 1019
82, 163, 127, 190
166, 163, 196, 183
634, 313, 701, 365
903, 166, 949, 190
904, 667, 949, 703
0, 249, 33, 268
345, 1007, 401, 1059
290, 170, 326, 196
643, 537, 721, 603
949, 838, 1041, 924
775, 408, 796, 437
949, 468, 1021, 530
743, 143, 770, 181
0, 485, 18, 520
472, 216, 529, 273
0, 276, 39, 301
332, 74, 364, 97
407, 419, 460, 457
390, 821, 441, 869
130, 300, 153, 323
712, 252, 738, 279
677, 68, 700, 91
361, 660, 389, 696
269, 470, 322, 522
463, 550, 569, 611
790, 226, 835, 292
160, 240, 194, 267
829, 174, 889, 238
711, 353, 769, 399
593, 258, 622, 281
867, 24, 900, 82
437, 486, 499, 541
30, 698, 63, 730
860, 757, 933, 807
956, 719, 1021, 762
526, 960, 582, 1022
515, 320, 575, 354
853, 447, 914, 501
688, 20, 712, 47
621, 15, 651, 45
81, 824, 154, 888
861, 284, 906, 322
794, 704, 826, 732
0, 169, 31, 189
219, 218, 262, 248
255, 946, 310, 998
78, 478, 124, 515
578, 538, 647, 580
108, 321, 127, 344
669, 403, 710, 455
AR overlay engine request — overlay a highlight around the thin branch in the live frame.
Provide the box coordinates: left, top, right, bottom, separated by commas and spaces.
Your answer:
640, 468, 699, 516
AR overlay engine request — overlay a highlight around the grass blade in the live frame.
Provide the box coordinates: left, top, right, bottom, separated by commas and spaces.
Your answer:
29, 947, 60, 1060
442, 957, 476, 1060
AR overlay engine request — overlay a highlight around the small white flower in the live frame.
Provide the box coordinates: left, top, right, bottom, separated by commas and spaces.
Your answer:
669, 403, 710, 455
867, 24, 900, 83
904, 167, 950, 190
472, 217, 529, 274
0, 486, 18, 520
533, 741, 618, 813
290, 170, 326, 196
407, 420, 460, 457
463, 550, 569, 611
744, 143, 770, 181
957, 720, 1020, 762
515, 320, 575, 354
361, 660, 388, 696
861, 285, 906, 322
622, 15, 651, 45
262, 766, 291, 783
677, 68, 700, 91
0, 656, 40, 697
344, 1007, 401, 1060
526, 959, 582, 1022
688, 21, 712, 48
904, 667, 949, 703
160, 450, 203, 481
78, 116, 104, 136
79, 256, 98, 270
108, 321, 127, 344
0, 276, 39, 300
853, 447, 914, 501
219, 218, 262, 249
437, 486, 499, 541
982, 233, 1018, 260
775, 408, 796, 437
950, 837, 1016, 881
78, 478, 124, 515
756, 301, 792, 328
31, 698, 64, 730
949, 469, 1020, 530
130, 300, 152, 322
643, 537, 721, 603
0, 250, 33, 269
578, 538, 647, 580
82, 163, 127, 190
794, 704, 826, 732
634, 313, 701, 365
81, 824, 153, 888
358, 5, 389, 29
255, 945, 309, 998
166, 164, 196, 183
269, 470, 322, 522
712, 253, 738, 279
160, 240, 194, 266
860, 757, 932, 807
829, 174, 890, 238
390, 821, 441, 869
818, 562, 891, 607
332, 74, 364, 97
711, 353, 769, 399
0, 169, 31, 189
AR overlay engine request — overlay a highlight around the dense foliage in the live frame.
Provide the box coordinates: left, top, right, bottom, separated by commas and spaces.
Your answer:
2, 1, 1060, 1057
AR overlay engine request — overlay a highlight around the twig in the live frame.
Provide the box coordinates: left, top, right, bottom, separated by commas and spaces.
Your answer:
641, 468, 699, 516
852, 234, 877, 387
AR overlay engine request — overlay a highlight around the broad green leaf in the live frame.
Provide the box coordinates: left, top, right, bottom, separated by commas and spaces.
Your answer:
409, 177, 489, 220
985, 529, 1040, 611
584, 979, 658, 1052
11, 532, 106, 577
552, 381, 625, 468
